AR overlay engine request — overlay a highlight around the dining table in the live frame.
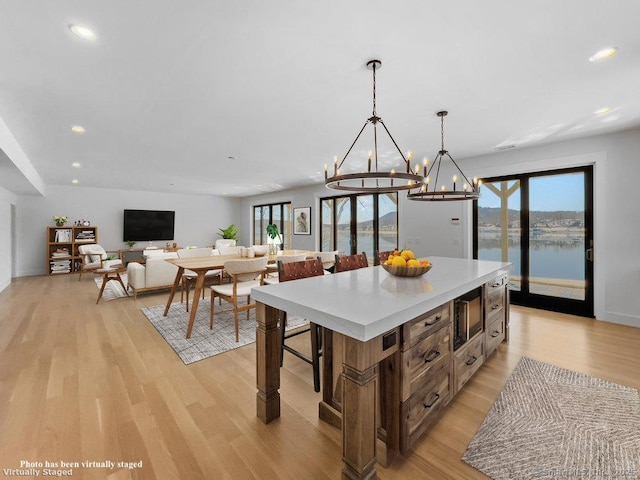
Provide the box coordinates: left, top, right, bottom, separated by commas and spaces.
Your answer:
163, 249, 314, 338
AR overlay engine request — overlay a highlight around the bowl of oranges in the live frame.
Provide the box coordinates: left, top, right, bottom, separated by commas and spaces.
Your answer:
381, 249, 432, 277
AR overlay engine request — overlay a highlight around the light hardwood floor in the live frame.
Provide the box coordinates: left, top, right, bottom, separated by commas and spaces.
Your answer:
1, 274, 639, 479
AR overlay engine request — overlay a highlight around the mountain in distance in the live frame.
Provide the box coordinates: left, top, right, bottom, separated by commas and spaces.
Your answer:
478, 207, 584, 227
332, 211, 397, 230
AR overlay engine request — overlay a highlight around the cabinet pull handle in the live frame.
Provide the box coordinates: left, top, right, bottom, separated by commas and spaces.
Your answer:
491, 282, 501, 287
491, 330, 500, 337
425, 315, 442, 326
492, 304, 500, 310
466, 356, 478, 366
423, 393, 440, 409
423, 350, 440, 363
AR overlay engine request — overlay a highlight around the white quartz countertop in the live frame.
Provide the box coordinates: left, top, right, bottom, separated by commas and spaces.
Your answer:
251, 256, 512, 342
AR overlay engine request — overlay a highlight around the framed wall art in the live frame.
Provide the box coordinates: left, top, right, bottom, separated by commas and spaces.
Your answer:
293, 207, 311, 235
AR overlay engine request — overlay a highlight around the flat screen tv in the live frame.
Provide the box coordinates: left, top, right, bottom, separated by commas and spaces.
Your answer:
123, 209, 175, 242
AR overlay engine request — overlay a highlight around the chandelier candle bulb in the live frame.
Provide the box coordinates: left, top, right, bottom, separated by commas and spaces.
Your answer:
368, 151, 372, 172
453, 175, 458, 190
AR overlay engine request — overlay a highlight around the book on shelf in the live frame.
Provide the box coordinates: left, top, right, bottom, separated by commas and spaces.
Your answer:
54, 229, 72, 242
76, 231, 95, 239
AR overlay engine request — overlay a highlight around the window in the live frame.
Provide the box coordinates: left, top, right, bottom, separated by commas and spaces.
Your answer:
253, 202, 292, 249
320, 192, 398, 262
474, 166, 593, 317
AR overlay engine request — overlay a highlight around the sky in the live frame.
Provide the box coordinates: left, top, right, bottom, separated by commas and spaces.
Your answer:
479, 173, 585, 211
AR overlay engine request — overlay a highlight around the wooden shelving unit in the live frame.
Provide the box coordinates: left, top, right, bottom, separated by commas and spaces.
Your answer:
46, 226, 98, 275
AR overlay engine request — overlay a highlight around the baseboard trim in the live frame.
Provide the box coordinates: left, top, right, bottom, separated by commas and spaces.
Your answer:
602, 312, 640, 328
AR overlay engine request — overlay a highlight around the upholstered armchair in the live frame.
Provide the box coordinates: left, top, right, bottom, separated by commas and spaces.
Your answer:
77, 244, 122, 280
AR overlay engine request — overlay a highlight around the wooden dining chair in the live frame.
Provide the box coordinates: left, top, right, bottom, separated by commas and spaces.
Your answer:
313, 250, 339, 273
177, 247, 222, 311
210, 256, 268, 342
334, 251, 369, 272
277, 258, 325, 392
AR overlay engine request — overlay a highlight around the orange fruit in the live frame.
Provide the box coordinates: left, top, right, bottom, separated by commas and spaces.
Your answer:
391, 256, 407, 267
401, 249, 415, 261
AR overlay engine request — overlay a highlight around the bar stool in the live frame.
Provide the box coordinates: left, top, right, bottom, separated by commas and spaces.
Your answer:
277, 258, 325, 392
334, 251, 369, 272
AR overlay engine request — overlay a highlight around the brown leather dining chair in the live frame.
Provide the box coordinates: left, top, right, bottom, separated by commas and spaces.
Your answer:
334, 251, 369, 272
277, 257, 325, 392
377, 250, 395, 266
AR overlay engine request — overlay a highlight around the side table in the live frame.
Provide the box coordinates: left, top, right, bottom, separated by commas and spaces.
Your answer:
95, 267, 129, 304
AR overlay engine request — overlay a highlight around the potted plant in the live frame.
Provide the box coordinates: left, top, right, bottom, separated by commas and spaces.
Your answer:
266, 223, 282, 257
52, 215, 69, 227
217, 224, 239, 241
125, 240, 137, 249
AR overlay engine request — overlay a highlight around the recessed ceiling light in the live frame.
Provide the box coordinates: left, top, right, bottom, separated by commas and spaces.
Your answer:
72, 179, 79, 184
68, 24, 97, 41
71, 125, 86, 133
72, 162, 81, 168
589, 47, 617, 62
594, 107, 611, 115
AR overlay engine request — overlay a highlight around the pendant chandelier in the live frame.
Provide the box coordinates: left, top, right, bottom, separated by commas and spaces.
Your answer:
325, 60, 423, 192
407, 111, 480, 201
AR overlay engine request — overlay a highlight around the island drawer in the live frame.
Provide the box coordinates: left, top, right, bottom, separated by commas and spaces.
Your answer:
485, 315, 506, 358
403, 303, 451, 349
485, 289, 505, 325
401, 324, 451, 401
400, 357, 451, 452
454, 333, 484, 393
485, 273, 508, 297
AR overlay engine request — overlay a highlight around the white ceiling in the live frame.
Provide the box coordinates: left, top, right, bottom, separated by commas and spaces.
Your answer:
1, 1, 639, 197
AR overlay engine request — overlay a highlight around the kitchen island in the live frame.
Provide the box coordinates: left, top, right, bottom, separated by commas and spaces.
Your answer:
252, 256, 511, 480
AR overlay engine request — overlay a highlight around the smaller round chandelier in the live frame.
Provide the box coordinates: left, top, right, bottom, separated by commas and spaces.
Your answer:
325, 59, 423, 192
407, 111, 480, 201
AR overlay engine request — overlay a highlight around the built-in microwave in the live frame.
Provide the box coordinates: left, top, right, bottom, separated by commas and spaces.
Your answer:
453, 287, 483, 351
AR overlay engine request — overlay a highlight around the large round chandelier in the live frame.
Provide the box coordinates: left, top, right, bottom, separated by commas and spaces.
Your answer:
325, 60, 423, 192
407, 111, 480, 201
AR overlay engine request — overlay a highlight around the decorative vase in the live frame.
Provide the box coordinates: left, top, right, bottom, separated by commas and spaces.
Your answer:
55, 221, 66, 227
268, 243, 278, 258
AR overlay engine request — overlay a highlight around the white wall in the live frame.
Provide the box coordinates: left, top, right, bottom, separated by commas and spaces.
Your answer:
240, 127, 640, 327
15, 185, 240, 277
0, 186, 16, 291
239, 182, 466, 259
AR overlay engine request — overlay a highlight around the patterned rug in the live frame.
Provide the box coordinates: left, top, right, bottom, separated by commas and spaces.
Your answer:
462, 357, 640, 479
141, 298, 309, 364
93, 273, 129, 301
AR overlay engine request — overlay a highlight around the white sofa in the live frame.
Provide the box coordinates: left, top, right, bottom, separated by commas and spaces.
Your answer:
127, 251, 179, 299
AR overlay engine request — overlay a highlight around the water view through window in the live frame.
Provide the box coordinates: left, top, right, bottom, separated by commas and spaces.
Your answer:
477, 171, 589, 303
321, 193, 398, 260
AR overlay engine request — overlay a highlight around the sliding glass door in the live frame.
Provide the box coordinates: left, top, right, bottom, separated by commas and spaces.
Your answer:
474, 166, 593, 317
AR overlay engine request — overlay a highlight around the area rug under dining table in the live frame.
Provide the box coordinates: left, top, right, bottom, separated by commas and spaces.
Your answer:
141, 298, 309, 365
461, 356, 640, 480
